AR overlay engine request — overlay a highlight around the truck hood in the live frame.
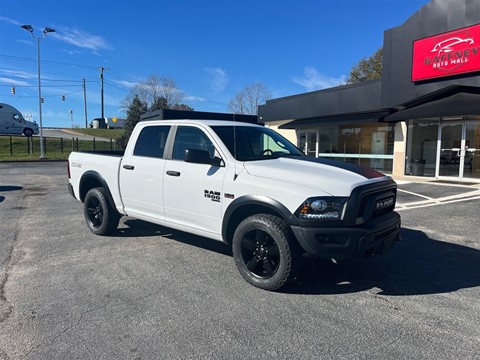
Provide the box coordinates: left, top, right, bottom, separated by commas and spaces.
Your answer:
243, 156, 388, 196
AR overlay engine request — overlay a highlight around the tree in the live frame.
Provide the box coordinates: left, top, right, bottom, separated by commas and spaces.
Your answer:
170, 103, 194, 111
228, 82, 272, 115
117, 95, 148, 149
121, 74, 188, 111
118, 74, 193, 148
346, 48, 383, 84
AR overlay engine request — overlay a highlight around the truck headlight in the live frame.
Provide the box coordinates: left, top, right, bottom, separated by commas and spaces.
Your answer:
295, 197, 348, 221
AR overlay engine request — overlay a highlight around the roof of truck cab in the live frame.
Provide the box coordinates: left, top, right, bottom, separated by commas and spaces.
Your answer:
140, 119, 261, 127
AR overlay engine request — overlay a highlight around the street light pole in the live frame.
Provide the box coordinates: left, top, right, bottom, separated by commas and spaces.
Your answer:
21, 25, 55, 159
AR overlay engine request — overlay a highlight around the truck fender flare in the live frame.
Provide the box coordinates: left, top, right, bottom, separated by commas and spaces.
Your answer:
79, 170, 116, 211
221, 195, 298, 244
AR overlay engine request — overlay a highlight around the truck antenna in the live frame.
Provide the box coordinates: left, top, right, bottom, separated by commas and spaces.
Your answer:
233, 113, 238, 181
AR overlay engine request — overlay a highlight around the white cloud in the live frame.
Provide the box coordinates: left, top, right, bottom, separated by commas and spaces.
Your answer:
292, 66, 346, 91
112, 80, 137, 89
204, 67, 228, 93
1, 16, 111, 53
50, 26, 112, 53
0, 77, 30, 86
1, 69, 37, 80
0, 16, 21, 26
62, 49, 82, 56
185, 95, 206, 102
16, 39, 35, 46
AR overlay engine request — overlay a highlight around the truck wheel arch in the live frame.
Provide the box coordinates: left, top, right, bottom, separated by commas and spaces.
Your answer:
222, 195, 298, 245
79, 171, 116, 211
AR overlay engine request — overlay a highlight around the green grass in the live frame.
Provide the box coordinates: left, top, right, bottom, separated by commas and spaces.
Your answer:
69, 128, 125, 139
0, 135, 120, 161
71, 128, 125, 140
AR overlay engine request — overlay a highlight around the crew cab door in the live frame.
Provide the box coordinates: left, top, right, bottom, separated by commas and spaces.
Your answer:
119, 125, 171, 220
163, 125, 227, 236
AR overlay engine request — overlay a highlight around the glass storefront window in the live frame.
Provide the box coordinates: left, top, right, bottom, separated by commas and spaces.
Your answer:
405, 119, 439, 177
406, 118, 480, 181
297, 123, 395, 173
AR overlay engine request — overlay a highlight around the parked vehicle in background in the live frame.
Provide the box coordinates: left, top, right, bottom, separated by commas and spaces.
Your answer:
90, 117, 125, 129
68, 119, 401, 291
0, 103, 39, 137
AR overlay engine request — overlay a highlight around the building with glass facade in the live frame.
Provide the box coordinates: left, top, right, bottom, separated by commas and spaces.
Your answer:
258, 0, 480, 183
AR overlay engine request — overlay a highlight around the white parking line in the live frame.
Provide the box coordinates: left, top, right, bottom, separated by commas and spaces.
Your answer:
397, 188, 435, 200
396, 189, 480, 211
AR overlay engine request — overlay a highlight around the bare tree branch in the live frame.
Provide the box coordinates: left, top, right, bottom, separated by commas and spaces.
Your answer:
228, 82, 272, 115
121, 74, 186, 112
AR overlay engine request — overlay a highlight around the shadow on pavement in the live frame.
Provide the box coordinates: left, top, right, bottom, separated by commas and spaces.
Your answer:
117, 219, 232, 256
0, 185, 23, 204
289, 227, 480, 296
114, 219, 480, 296
0, 185, 23, 192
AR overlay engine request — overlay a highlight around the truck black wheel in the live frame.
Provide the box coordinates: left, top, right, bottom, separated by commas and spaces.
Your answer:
232, 214, 302, 291
23, 128, 33, 137
84, 187, 119, 236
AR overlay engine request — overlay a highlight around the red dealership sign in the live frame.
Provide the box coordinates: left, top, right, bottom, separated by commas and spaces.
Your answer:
412, 24, 480, 82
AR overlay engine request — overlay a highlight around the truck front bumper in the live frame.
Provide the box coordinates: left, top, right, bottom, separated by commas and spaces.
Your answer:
290, 211, 401, 262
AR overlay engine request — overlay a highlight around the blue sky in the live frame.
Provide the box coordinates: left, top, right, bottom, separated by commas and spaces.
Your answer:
0, 0, 430, 128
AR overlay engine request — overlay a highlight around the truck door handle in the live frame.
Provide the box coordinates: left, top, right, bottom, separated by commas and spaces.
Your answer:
166, 170, 181, 177
123, 165, 135, 170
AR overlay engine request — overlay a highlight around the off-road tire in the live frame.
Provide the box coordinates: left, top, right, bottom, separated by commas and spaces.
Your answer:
232, 214, 302, 291
84, 187, 119, 236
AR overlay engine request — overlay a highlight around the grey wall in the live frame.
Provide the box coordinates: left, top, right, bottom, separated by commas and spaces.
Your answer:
258, 80, 382, 122
381, 0, 480, 108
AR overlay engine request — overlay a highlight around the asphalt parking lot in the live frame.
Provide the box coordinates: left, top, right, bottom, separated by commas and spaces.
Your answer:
0, 162, 479, 359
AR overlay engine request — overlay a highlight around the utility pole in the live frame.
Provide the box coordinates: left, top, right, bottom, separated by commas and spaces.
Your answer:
99, 67, 109, 120
21, 25, 55, 159
83, 78, 88, 128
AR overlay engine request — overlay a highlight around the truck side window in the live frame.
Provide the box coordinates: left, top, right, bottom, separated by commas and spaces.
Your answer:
172, 126, 215, 160
133, 126, 171, 158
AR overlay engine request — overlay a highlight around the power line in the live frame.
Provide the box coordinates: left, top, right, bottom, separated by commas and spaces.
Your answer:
1, 84, 84, 88
0, 54, 99, 69
0, 89, 83, 99
104, 81, 130, 93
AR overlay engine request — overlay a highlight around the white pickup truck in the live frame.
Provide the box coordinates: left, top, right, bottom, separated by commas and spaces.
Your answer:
68, 120, 400, 290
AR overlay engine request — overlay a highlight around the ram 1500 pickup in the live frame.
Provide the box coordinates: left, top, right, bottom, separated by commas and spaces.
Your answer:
68, 120, 401, 290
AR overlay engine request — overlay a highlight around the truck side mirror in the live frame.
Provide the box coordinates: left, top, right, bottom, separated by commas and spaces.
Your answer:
184, 149, 223, 167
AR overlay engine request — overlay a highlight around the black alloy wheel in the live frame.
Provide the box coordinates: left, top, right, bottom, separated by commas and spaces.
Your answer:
240, 229, 281, 278
86, 195, 104, 229
232, 214, 302, 291
83, 187, 119, 235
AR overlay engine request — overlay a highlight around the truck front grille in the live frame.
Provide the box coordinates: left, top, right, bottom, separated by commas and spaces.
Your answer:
344, 180, 397, 226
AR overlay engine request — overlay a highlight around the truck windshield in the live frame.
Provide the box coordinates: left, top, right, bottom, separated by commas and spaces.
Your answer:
211, 125, 304, 161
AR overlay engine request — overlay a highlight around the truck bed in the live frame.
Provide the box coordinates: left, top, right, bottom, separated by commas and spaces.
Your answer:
73, 150, 124, 157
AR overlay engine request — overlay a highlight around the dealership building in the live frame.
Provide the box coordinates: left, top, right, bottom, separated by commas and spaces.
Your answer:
258, 0, 480, 182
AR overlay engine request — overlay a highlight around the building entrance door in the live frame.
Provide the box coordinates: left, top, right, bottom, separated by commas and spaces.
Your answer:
297, 131, 317, 157
438, 122, 480, 181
